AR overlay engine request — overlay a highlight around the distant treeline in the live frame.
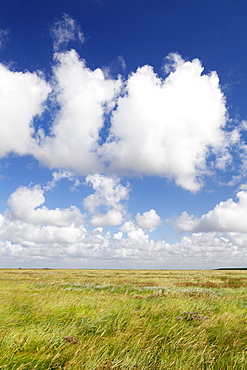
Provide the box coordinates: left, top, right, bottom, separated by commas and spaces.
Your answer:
215, 268, 247, 270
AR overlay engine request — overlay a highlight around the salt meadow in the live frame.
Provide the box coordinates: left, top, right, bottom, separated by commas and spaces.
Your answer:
0, 269, 247, 369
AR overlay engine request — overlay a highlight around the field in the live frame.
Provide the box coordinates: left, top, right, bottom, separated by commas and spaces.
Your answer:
0, 269, 247, 369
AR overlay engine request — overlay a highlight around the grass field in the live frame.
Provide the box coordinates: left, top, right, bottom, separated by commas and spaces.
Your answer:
0, 269, 247, 369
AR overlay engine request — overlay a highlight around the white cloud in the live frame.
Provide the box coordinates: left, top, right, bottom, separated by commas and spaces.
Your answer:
7, 185, 84, 227
174, 190, 247, 233
28, 51, 233, 193
34, 49, 121, 174
120, 221, 149, 243
90, 210, 124, 227
170, 232, 241, 266
101, 53, 228, 191
173, 211, 200, 232
0, 64, 50, 158
44, 170, 82, 191
51, 14, 84, 51
136, 209, 161, 231
1, 195, 246, 268
113, 231, 123, 240
163, 52, 184, 74
84, 174, 130, 226
0, 43, 236, 193
0, 221, 86, 247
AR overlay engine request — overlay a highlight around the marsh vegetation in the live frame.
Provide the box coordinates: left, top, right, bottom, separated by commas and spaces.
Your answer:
0, 269, 247, 369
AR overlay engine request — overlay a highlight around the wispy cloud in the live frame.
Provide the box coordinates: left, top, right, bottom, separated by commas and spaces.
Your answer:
0, 29, 9, 49
51, 14, 84, 51
44, 170, 82, 191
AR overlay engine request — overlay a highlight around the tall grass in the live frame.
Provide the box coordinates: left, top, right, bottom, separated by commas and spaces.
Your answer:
0, 269, 246, 369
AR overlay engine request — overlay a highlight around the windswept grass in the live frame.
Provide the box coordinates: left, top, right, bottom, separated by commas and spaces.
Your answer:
0, 269, 247, 369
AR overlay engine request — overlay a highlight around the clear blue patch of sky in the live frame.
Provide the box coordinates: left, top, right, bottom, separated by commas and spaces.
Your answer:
128, 175, 238, 221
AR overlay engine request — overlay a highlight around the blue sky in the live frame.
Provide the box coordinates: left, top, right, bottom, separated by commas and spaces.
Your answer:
1, 0, 247, 269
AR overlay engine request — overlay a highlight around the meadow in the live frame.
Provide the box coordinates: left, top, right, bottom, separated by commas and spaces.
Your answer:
0, 269, 247, 369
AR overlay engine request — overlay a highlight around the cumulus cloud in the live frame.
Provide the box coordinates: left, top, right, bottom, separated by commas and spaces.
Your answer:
110, 229, 244, 268
15, 50, 231, 193
34, 49, 121, 174
51, 14, 84, 51
84, 174, 130, 226
101, 53, 228, 191
2, 226, 245, 268
120, 221, 149, 244
174, 190, 247, 233
170, 232, 241, 266
1, 191, 246, 268
7, 185, 84, 227
0, 32, 236, 192
0, 64, 50, 158
0, 47, 232, 191
0, 221, 86, 247
90, 210, 124, 227
136, 209, 161, 231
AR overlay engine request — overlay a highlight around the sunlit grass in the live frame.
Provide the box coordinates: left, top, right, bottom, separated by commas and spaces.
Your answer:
0, 269, 247, 369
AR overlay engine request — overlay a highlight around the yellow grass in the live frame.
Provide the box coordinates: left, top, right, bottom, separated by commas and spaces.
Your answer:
0, 269, 247, 369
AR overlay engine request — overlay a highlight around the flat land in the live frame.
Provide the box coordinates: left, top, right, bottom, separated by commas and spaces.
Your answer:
0, 269, 247, 369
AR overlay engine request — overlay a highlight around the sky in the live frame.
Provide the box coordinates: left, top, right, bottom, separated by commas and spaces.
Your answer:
1, 0, 247, 269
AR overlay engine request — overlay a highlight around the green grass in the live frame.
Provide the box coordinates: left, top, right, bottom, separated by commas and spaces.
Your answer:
0, 269, 247, 369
